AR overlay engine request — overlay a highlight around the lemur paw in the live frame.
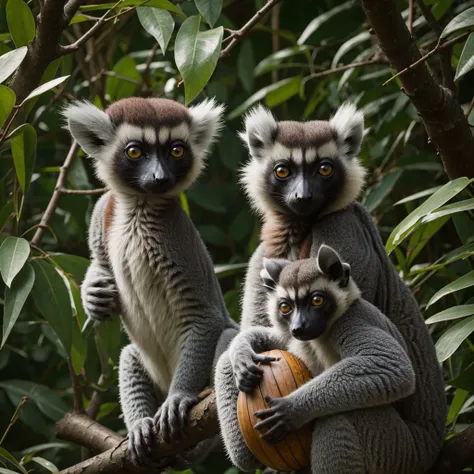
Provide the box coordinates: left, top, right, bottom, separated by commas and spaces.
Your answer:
254, 395, 298, 444
233, 351, 276, 393
128, 417, 161, 469
154, 393, 199, 443
82, 273, 119, 321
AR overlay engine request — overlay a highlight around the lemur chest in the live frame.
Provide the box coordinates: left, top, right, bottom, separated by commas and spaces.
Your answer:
288, 337, 340, 376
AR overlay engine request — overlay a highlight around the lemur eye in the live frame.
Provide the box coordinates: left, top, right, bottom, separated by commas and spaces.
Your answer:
126, 145, 143, 160
170, 144, 185, 159
311, 295, 325, 307
318, 163, 333, 176
274, 166, 290, 179
279, 302, 292, 315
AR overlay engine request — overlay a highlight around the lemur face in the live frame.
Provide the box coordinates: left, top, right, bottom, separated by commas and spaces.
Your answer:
240, 103, 366, 217
260, 245, 359, 341
63, 98, 224, 196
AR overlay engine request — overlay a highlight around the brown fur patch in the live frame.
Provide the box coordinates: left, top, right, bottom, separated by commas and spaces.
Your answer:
106, 98, 190, 127
276, 121, 334, 148
279, 259, 320, 289
103, 194, 115, 249
299, 232, 313, 259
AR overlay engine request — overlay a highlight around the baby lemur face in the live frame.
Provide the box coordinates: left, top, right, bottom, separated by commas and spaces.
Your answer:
63, 97, 224, 196
240, 103, 366, 217
260, 245, 360, 341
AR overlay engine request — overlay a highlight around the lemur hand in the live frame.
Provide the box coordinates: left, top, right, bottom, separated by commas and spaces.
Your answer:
81, 264, 119, 321
128, 417, 161, 469
232, 347, 276, 393
154, 392, 199, 443
254, 395, 300, 444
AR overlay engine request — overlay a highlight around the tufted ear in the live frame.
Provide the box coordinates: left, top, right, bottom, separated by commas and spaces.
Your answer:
239, 104, 278, 158
62, 101, 115, 157
316, 244, 350, 287
260, 258, 290, 291
329, 103, 364, 159
188, 98, 225, 155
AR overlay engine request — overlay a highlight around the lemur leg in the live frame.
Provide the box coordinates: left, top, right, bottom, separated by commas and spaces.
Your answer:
311, 406, 436, 474
214, 350, 263, 473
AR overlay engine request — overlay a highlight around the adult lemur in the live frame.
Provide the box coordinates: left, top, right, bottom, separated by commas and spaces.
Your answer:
215, 104, 446, 473
63, 97, 238, 468
217, 245, 418, 472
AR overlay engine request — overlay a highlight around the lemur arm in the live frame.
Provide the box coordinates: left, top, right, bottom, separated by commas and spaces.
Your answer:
255, 299, 415, 439
81, 193, 119, 322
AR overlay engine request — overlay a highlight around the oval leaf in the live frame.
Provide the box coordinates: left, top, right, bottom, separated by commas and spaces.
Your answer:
137, 7, 175, 56
6, 0, 35, 48
31, 457, 58, 473
427, 270, 474, 308
106, 56, 141, 101
0, 237, 30, 287
175, 16, 223, 104
0, 47, 27, 84
0, 202, 14, 233
436, 315, 474, 362
21, 76, 70, 106
80, 0, 184, 16
421, 198, 474, 224
440, 6, 474, 39
10, 123, 37, 193
426, 304, 474, 324
2, 263, 35, 348
455, 33, 474, 81
31, 260, 73, 353
237, 41, 255, 92
331, 31, 370, 68
195, 0, 222, 27
0, 85, 15, 129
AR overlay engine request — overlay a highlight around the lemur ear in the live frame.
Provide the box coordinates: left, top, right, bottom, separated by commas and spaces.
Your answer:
188, 98, 225, 154
239, 104, 278, 158
62, 101, 115, 157
260, 258, 290, 290
317, 244, 350, 287
329, 103, 364, 159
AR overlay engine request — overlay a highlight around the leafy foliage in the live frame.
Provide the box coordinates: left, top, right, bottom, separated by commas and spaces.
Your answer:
0, 0, 474, 472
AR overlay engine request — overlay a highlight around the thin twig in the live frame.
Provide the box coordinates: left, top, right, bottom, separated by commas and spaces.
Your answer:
383, 31, 470, 86
59, 187, 108, 195
466, 97, 474, 118
220, 0, 283, 58
0, 106, 21, 146
141, 42, 159, 95
64, 0, 86, 21
304, 57, 385, 82
30, 142, 79, 247
409, 0, 414, 34
68, 358, 85, 414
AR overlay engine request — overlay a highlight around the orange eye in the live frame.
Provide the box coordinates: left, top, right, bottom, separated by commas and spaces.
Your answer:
318, 163, 333, 176
275, 166, 290, 179
170, 145, 185, 159
126, 146, 143, 159
311, 295, 324, 307
279, 302, 292, 315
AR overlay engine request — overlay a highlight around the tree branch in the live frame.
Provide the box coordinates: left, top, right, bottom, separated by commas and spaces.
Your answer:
56, 392, 219, 474
360, 0, 474, 180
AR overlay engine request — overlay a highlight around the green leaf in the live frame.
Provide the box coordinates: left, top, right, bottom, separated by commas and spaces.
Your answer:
214, 262, 247, 278
188, 184, 226, 212
237, 41, 255, 93
0, 202, 14, 233
0, 85, 15, 129
455, 33, 474, 80
0, 468, 22, 474
80, 0, 184, 16
174, 16, 223, 104
10, 123, 37, 194
298, 0, 354, 45
364, 170, 402, 212
427, 271, 474, 308
440, 6, 474, 39
385, 177, 472, 254
453, 212, 474, 245
421, 198, 474, 224
331, 31, 370, 68
254, 45, 311, 77
96, 402, 119, 421
0, 47, 27, 84
0, 237, 30, 287
450, 362, 474, 392
20, 76, 70, 106
0, 446, 27, 474
195, 0, 222, 27
265, 75, 301, 108
446, 388, 469, 424
96, 315, 121, 363
70, 281, 87, 374
106, 56, 141, 101
0, 380, 69, 421
394, 186, 442, 206
426, 305, 474, 324
49, 254, 90, 286
436, 316, 474, 362
31, 457, 58, 473
6, 0, 35, 47
137, 7, 174, 56
198, 225, 228, 247
31, 260, 73, 353
2, 264, 35, 348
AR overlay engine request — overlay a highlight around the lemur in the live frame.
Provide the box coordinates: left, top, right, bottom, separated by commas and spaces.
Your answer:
217, 245, 419, 473
63, 97, 238, 468
215, 104, 446, 473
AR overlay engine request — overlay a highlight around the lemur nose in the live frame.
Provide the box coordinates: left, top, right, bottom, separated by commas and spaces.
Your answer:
295, 193, 313, 203
153, 173, 171, 183
291, 326, 303, 337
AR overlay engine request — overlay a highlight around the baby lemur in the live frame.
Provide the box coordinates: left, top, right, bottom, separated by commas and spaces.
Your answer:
217, 246, 418, 474
63, 98, 238, 468
215, 104, 446, 473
